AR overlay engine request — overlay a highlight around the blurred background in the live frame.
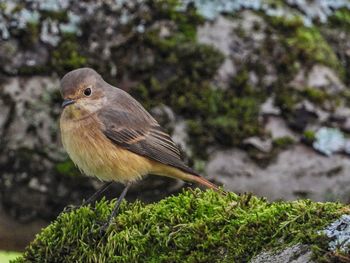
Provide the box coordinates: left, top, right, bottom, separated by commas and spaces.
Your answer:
1, 0, 350, 255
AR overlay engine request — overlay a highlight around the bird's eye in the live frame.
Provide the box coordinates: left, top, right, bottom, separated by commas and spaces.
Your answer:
83, 87, 92, 96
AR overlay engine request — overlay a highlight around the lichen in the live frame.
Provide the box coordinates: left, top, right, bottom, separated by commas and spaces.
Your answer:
13, 190, 347, 263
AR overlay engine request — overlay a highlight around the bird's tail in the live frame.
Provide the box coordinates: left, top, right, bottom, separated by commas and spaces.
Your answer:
181, 172, 219, 191
154, 164, 221, 192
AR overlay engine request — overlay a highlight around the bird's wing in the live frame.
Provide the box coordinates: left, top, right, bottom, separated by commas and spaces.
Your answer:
97, 92, 198, 176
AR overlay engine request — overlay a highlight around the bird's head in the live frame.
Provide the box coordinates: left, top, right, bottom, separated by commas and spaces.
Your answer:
60, 68, 107, 119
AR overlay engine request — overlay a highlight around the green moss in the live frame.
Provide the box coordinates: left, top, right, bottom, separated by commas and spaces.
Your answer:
13, 190, 347, 263
51, 34, 87, 74
266, 15, 343, 76
302, 130, 316, 145
273, 136, 295, 149
22, 21, 40, 47
274, 85, 300, 114
329, 8, 350, 31
301, 87, 329, 105
40, 10, 68, 22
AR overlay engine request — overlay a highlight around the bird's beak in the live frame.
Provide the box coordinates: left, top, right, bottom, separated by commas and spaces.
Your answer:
62, 98, 75, 108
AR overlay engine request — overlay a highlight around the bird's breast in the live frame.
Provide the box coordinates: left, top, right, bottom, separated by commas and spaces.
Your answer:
60, 114, 153, 183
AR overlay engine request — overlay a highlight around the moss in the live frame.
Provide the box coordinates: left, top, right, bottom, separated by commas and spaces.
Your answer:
329, 8, 350, 31
301, 87, 329, 104
274, 85, 300, 114
13, 190, 347, 263
273, 136, 295, 149
22, 21, 40, 47
266, 15, 343, 77
40, 10, 68, 22
51, 33, 87, 75
302, 130, 316, 145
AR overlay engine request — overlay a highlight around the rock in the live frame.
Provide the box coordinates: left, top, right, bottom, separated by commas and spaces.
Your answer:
206, 144, 350, 202
197, 11, 268, 89
264, 116, 298, 140
171, 120, 192, 158
260, 97, 281, 116
243, 137, 273, 153
290, 65, 345, 94
150, 106, 192, 157
331, 106, 350, 132
197, 15, 237, 88
251, 244, 314, 263
1, 77, 61, 150
150, 105, 176, 129
307, 65, 345, 93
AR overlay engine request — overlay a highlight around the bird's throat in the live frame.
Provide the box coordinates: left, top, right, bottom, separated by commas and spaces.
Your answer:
62, 105, 92, 121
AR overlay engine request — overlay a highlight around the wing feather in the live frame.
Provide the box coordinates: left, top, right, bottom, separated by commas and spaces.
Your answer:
97, 91, 198, 176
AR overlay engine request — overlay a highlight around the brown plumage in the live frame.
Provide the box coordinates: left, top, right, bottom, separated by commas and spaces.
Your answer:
60, 68, 219, 191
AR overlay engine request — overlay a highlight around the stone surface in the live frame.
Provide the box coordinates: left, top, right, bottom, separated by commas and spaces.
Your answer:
206, 144, 350, 201
264, 116, 298, 140
251, 244, 314, 263
197, 15, 237, 88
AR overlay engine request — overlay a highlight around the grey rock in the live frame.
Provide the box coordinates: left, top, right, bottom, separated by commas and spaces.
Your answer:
332, 106, 350, 132
290, 65, 345, 94
260, 97, 281, 116
243, 137, 273, 153
197, 12, 268, 89
171, 120, 192, 158
307, 65, 345, 93
151, 105, 192, 159
251, 244, 314, 263
264, 116, 298, 140
150, 105, 176, 128
206, 144, 350, 202
197, 15, 237, 88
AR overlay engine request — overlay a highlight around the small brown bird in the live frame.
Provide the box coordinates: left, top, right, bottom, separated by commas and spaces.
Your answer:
60, 68, 219, 225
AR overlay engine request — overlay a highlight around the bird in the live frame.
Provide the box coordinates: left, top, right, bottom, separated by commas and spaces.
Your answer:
59, 68, 220, 227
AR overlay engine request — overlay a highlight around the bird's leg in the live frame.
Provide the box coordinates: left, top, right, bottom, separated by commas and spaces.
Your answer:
64, 182, 113, 212
100, 182, 131, 231
82, 181, 113, 206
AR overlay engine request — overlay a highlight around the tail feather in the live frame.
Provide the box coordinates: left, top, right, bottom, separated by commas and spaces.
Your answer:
152, 162, 223, 192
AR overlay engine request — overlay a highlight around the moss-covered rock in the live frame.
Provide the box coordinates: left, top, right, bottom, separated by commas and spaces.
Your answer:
13, 190, 349, 262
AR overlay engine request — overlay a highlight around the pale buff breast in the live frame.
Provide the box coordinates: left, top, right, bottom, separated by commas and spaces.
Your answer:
60, 112, 154, 184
